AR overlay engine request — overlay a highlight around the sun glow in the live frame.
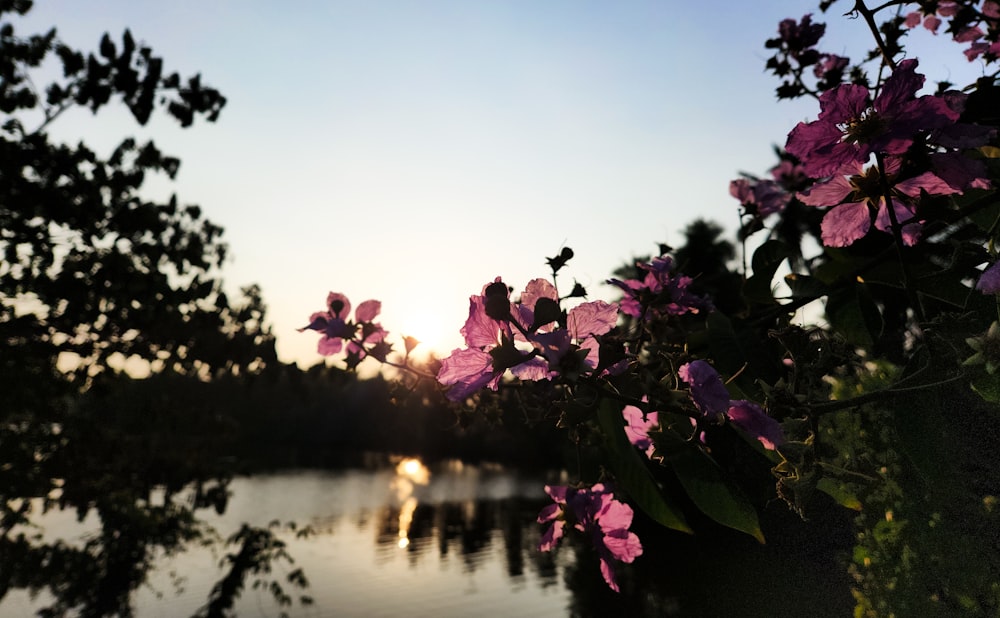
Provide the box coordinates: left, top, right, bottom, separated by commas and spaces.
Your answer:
395, 457, 430, 485
393, 306, 461, 359
392, 457, 430, 549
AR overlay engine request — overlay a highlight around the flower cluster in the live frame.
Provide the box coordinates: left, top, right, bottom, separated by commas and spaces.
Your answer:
783, 54, 996, 247
786, 59, 960, 179
299, 292, 388, 363
436, 277, 620, 401
608, 255, 711, 320
679, 360, 784, 450
537, 483, 643, 592
623, 399, 659, 459
730, 156, 809, 220
730, 176, 790, 218
765, 14, 849, 99
797, 157, 958, 246
904, 1, 1000, 62
289, 3, 1000, 605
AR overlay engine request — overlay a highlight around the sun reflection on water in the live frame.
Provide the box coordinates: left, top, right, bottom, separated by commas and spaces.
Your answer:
392, 457, 430, 549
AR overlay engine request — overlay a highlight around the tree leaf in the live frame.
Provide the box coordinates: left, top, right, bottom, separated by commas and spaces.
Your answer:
705, 311, 779, 389
816, 477, 862, 511
826, 283, 882, 347
971, 372, 1000, 403
914, 273, 974, 308
784, 273, 828, 299
966, 193, 1000, 233
658, 430, 765, 542
744, 240, 794, 304
596, 399, 692, 534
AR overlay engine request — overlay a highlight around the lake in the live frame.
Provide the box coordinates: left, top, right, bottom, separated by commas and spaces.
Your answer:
0, 457, 856, 617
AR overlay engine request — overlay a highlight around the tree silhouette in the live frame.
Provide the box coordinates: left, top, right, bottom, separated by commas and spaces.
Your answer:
1, 1, 275, 388
1, 2, 283, 614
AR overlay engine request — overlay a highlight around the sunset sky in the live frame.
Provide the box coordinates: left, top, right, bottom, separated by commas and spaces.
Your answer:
15, 1, 985, 367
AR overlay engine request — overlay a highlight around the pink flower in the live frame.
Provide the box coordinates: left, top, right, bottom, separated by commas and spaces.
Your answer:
564, 300, 619, 368
906, 2, 1000, 62
537, 483, 642, 592
776, 14, 826, 52
460, 277, 513, 349
771, 158, 809, 191
622, 399, 659, 458
955, 25, 985, 44
678, 361, 784, 450
439, 276, 622, 400
300, 292, 386, 357
904, 11, 943, 33
796, 158, 962, 247
608, 255, 712, 320
730, 177, 790, 217
976, 261, 1000, 294
727, 400, 785, 450
786, 59, 960, 179
436, 348, 503, 401
515, 278, 559, 330
678, 360, 731, 420
567, 300, 619, 339
537, 485, 569, 552
931, 151, 993, 192
438, 278, 533, 401
938, 1, 961, 17
595, 498, 643, 591
813, 53, 849, 82
513, 278, 619, 375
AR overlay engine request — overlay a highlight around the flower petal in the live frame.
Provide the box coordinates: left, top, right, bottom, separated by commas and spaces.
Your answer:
678, 360, 730, 418
820, 202, 872, 247
726, 400, 784, 450
355, 299, 381, 322
325, 292, 351, 319
977, 262, 1000, 294
460, 296, 503, 349
437, 347, 498, 401
568, 300, 619, 339
797, 173, 854, 207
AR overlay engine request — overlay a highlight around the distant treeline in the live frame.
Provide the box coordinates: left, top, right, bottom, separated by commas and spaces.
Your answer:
76, 362, 571, 473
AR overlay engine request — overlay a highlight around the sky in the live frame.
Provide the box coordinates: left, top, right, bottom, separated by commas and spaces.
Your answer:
12, 1, 988, 369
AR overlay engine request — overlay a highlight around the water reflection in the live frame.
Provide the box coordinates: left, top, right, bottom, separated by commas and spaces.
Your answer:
1, 459, 857, 617
391, 457, 430, 549
0, 460, 573, 617
256, 462, 570, 617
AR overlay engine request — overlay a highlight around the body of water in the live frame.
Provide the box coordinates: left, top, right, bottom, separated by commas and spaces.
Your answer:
2, 460, 575, 617
1, 457, 856, 617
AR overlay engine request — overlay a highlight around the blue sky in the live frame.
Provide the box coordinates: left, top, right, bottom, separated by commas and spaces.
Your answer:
15, 1, 986, 367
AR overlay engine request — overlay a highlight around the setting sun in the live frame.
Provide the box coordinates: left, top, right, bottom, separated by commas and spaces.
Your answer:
393, 306, 462, 359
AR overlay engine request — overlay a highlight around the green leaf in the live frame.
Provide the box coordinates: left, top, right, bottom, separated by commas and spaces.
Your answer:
968, 199, 1000, 234
705, 312, 745, 377
960, 188, 1000, 233
861, 258, 972, 309
813, 247, 866, 285
596, 400, 692, 534
914, 272, 973, 308
826, 282, 882, 347
783, 273, 828, 299
704, 312, 779, 389
659, 431, 765, 542
744, 240, 793, 304
816, 477, 862, 511
971, 372, 1000, 403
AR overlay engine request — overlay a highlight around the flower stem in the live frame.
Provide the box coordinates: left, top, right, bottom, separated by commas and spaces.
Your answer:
874, 153, 925, 321
851, 0, 898, 70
